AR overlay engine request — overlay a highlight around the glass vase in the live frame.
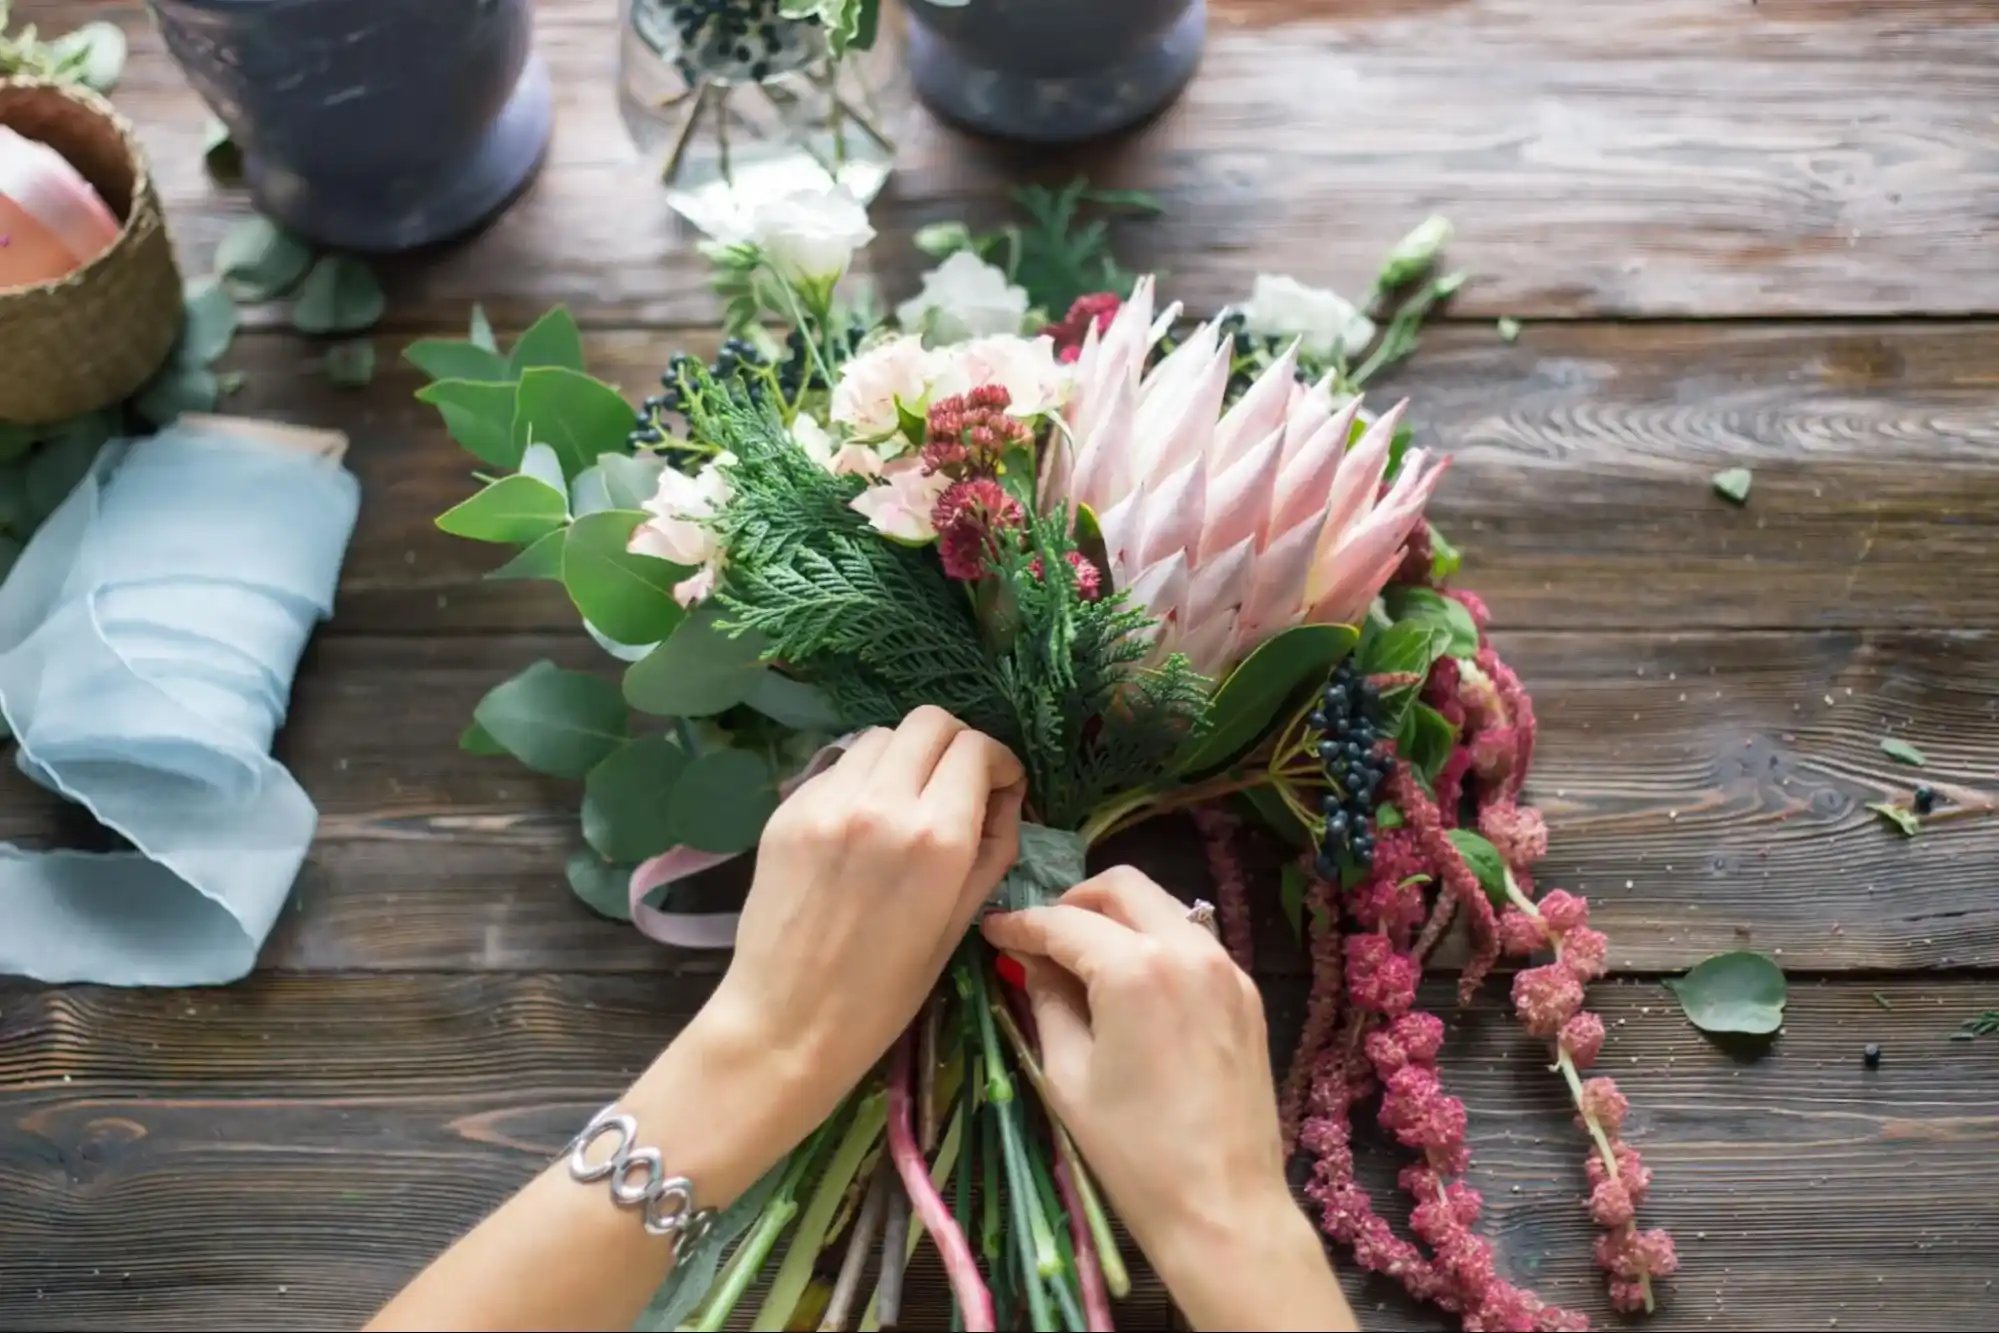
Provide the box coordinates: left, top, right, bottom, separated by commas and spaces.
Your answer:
617, 0, 898, 238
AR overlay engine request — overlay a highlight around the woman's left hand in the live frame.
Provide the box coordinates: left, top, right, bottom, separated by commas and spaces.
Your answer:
694, 707, 1026, 1136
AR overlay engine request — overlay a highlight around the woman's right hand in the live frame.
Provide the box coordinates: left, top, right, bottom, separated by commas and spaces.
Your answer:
982, 868, 1357, 1332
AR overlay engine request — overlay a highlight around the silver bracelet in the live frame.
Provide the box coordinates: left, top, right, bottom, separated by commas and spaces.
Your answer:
565, 1103, 716, 1259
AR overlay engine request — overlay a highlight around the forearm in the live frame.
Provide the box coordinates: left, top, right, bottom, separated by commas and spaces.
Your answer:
366, 1009, 813, 1333
1148, 1187, 1359, 1333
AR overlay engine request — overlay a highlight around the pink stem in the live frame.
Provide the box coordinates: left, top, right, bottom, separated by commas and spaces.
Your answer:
1191, 804, 1254, 970
1279, 866, 1342, 1150
1052, 1149, 1115, 1331
888, 1028, 994, 1331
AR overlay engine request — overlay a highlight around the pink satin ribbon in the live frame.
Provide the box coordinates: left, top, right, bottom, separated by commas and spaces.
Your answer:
627, 735, 854, 948
0, 125, 120, 290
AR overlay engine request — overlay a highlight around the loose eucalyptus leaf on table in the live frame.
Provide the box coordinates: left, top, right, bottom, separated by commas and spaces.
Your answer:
418, 379, 522, 469
325, 338, 376, 389
1879, 737, 1927, 767
292, 255, 387, 335
179, 279, 241, 367
435, 474, 568, 545
470, 659, 627, 779
215, 216, 313, 302
1664, 950, 1787, 1036
1712, 467, 1753, 505
561, 509, 692, 646
1867, 801, 1921, 838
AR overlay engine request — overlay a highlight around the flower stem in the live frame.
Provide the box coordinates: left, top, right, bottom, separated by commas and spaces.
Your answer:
689, 1113, 843, 1332
862, 1091, 968, 1331
820, 1164, 891, 1331
888, 1026, 994, 1330
750, 1092, 887, 1330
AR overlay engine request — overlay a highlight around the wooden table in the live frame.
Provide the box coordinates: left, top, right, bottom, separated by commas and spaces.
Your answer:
5, 1, 1999, 1328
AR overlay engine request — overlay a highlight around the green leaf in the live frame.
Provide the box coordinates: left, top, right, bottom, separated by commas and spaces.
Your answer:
1375, 801, 1404, 830
670, 747, 778, 855
583, 737, 693, 864
214, 217, 312, 302
0, 532, 20, 583
1879, 737, 1926, 767
459, 719, 509, 755
292, 255, 387, 335
1712, 467, 1753, 505
23, 427, 103, 523
470, 660, 627, 779
1497, 316, 1522, 344
1867, 801, 1921, 838
508, 306, 585, 376
1176, 623, 1360, 775
0, 463, 28, 534
1383, 425, 1414, 482
742, 671, 844, 731
486, 529, 566, 582
1428, 523, 1462, 581
993, 822, 1088, 913
469, 303, 499, 353
1446, 829, 1509, 906
134, 365, 219, 426
201, 115, 241, 183
417, 379, 522, 468
436, 474, 568, 544
404, 337, 510, 384
624, 607, 770, 717
562, 508, 692, 646
325, 338, 376, 389
179, 279, 240, 367
1357, 619, 1451, 735
515, 366, 638, 480
1279, 862, 1308, 943
565, 848, 635, 921
1663, 951, 1787, 1036
0, 423, 38, 465
597, 452, 665, 509
1397, 701, 1458, 787
518, 441, 567, 494
216, 369, 247, 397
1240, 784, 1312, 849
50, 21, 126, 92
1383, 586, 1479, 659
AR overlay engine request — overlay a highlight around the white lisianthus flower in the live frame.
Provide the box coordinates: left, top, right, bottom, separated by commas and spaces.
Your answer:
896, 250, 1031, 344
628, 453, 736, 606
830, 334, 934, 444
750, 184, 875, 288
1241, 273, 1376, 361
794, 413, 886, 479
929, 334, 1070, 417
850, 460, 951, 543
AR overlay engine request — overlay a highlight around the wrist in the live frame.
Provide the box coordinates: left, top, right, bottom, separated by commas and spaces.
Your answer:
1147, 1183, 1337, 1330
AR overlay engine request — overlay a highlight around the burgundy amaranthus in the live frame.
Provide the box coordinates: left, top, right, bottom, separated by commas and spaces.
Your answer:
1043, 291, 1122, 363
1190, 805, 1253, 969
921, 384, 1031, 476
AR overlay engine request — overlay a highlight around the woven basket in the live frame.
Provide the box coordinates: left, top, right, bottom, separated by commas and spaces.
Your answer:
0, 79, 183, 426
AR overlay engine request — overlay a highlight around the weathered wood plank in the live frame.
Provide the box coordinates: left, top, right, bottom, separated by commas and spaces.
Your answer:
2, 630, 1990, 975
3, 973, 1996, 1331
199, 320, 1999, 636
24, 0, 1999, 322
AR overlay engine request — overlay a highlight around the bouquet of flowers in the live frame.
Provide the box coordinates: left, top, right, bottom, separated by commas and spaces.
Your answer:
415, 182, 1675, 1331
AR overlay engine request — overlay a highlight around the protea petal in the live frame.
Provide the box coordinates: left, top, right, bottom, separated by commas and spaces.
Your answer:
1177, 611, 1239, 680
1305, 545, 1404, 628
1200, 423, 1284, 562
1135, 336, 1232, 479
1281, 374, 1337, 469
1315, 399, 1407, 575
1067, 372, 1140, 514
1095, 489, 1142, 584
1133, 453, 1207, 572
1270, 396, 1362, 541
1187, 533, 1254, 626
1237, 503, 1325, 641
1124, 549, 1191, 647
1212, 340, 1300, 469
1139, 317, 1220, 412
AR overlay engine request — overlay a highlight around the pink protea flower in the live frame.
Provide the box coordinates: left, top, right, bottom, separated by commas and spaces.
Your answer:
1559, 926, 1609, 981
1043, 276, 1449, 677
1512, 963, 1584, 1038
1580, 1077, 1629, 1133
1498, 907, 1547, 957
1559, 1012, 1606, 1067
931, 477, 1023, 580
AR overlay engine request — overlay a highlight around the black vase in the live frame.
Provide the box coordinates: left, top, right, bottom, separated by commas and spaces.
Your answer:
148, 0, 554, 252
903, 0, 1205, 144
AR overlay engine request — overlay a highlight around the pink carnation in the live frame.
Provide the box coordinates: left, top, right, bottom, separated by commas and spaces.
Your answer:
1580, 1076, 1629, 1133
1559, 926, 1609, 981
1559, 1012, 1606, 1067
1511, 963, 1584, 1037
1478, 800, 1548, 865
1498, 907, 1547, 956
1535, 889, 1589, 934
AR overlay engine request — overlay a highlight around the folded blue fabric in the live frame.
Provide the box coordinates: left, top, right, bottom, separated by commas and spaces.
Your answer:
0, 420, 360, 985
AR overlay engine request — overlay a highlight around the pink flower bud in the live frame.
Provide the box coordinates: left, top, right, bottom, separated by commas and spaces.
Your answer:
1559, 1011, 1606, 1067
1580, 1076, 1629, 1133
1347, 934, 1420, 1016
1511, 963, 1584, 1037
1558, 926, 1608, 981
1498, 907, 1547, 956
1608, 1276, 1650, 1314
1588, 1178, 1635, 1227
1390, 1011, 1446, 1064
1536, 889, 1589, 934
1586, 1142, 1652, 1202
1365, 1028, 1410, 1074
1478, 801, 1549, 865
1633, 1227, 1679, 1277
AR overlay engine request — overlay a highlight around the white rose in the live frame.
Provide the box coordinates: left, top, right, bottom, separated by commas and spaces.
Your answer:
896, 250, 1031, 344
928, 334, 1069, 417
1241, 273, 1376, 361
794, 413, 885, 478
628, 454, 735, 605
850, 460, 952, 543
830, 334, 934, 443
751, 185, 875, 288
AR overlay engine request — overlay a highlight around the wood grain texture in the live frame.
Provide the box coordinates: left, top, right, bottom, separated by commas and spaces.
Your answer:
2, 629, 1988, 975
206, 320, 1999, 636
20, 0, 1999, 322
5, 974, 1998, 1331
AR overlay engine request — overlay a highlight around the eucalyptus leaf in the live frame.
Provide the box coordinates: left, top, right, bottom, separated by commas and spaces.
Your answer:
1446, 828, 1509, 905
669, 747, 778, 855
1663, 950, 1787, 1036
1879, 737, 1926, 768
507, 305, 585, 376
404, 336, 510, 384
201, 115, 241, 183
459, 719, 509, 756
0, 533, 21, 585
1497, 316, 1522, 344
49, 20, 126, 92
292, 255, 387, 335
485, 529, 565, 582
562, 509, 691, 646
1383, 586, 1479, 659
416, 379, 521, 468
597, 452, 665, 509
991, 823, 1087, 913
623, 608, 770, 717
515, 366, 640, 479
215, 217, 312, 302
1175, 623, 1359, 775
1712, 467, 1752, 505
0, 423, 38, 464
568, 464, 613, 518
436, 474, 568, 545
1397, 701, 1458, 787
470, 660, 627, 779
325, 338, 376, 389
469, 302, 499, 353
135, 365, 219, 425
519, 441, 567, 496
741, 670, 843, 732
1867, 801, 1921, 838
179, 279, 240, 367
583, 737, 692, 864
565, 848, 635, 922
23, 428, 103, 523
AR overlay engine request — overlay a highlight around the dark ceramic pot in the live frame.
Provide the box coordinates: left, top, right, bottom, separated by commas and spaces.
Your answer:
904, 0, 1204, 144
148, 0, 553, 252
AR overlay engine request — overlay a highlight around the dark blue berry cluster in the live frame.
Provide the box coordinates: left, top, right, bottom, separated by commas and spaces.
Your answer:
630, 339, 768, 448
659, 0, 809, 84
1309, 657, 1388, 879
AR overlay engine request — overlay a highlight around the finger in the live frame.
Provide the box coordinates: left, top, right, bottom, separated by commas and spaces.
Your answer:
1019, 956, 1093, 1108
981, 904, 1135, 985
961, 781, 1026, 906
1062, 865, 1211, 943
872, 705, 966, 796
921, 730, 1025, 862
829, 726, 896, 785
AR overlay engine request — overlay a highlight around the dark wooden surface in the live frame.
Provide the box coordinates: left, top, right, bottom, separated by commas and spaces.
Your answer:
5, 1, 1999, 1330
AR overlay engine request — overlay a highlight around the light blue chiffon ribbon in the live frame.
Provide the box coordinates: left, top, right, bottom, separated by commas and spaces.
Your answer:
0, 421, 360, 986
